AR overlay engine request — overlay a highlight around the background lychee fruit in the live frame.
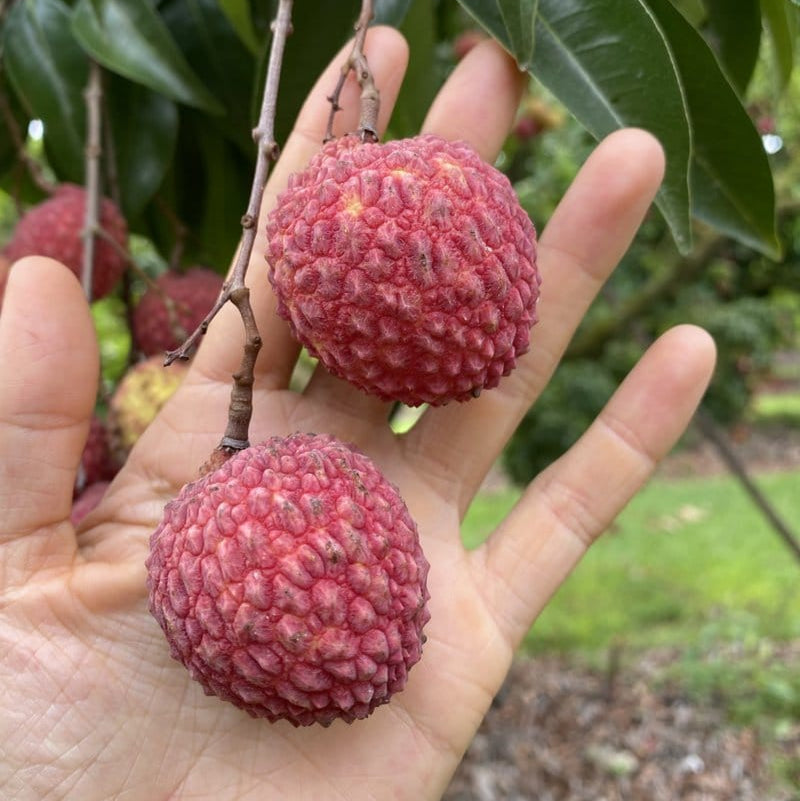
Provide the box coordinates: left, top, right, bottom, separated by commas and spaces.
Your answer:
71, 481, 110, 527
453, 30, 487, 61
266, 133, 540, 407
0, 253, 10, 309
133, 267, 224, 356
109, 355, 188, 457
146, 432, 430, 726
2, 184, 128, 299
75, 415, 117, 497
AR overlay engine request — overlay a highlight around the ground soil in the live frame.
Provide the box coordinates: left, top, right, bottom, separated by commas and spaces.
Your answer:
443, 646, 800, 801
449, 423, 800, 800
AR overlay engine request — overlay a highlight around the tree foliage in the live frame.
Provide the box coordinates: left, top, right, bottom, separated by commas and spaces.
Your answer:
0, 0, 798, 484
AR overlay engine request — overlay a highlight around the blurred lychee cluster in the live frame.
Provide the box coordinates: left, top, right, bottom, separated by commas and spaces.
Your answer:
0, 182, 224, 527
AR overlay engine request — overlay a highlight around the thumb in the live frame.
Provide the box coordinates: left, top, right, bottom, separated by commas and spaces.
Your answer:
0, 257, 98, 578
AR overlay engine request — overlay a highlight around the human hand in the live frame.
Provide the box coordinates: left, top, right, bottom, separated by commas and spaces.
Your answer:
0, 27, 715, 801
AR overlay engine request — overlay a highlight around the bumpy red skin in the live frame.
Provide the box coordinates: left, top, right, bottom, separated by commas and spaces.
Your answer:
75, 416, 117, 498
146, 433, 431, 727
133, 267, 224, 355
266, 134, 540, 407
2, 184, 128, 299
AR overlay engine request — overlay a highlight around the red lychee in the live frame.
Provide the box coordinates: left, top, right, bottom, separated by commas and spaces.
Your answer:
146, 432, 431, 726
266, 133, 540, 407
2, 184, 128, 299
0, 254, 9, 309
71, 481, 110, 527
453, 30, 487, 61
75, 416, 117, 498
133, 267, 224, 356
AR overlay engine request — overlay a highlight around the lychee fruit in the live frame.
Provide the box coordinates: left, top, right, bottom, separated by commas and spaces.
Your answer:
109, 355, 189, 456
266, 133, 540, 407
75, 416, 117, 497
71, 481, 110, 527
133, 267, 224, 356
0, 254, 10, 309
2, 184, 128, 299
146, 432, 430, 726
453, 30, 487, 61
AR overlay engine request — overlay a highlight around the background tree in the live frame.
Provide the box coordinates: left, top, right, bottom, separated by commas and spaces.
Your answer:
0, 0, 797, 475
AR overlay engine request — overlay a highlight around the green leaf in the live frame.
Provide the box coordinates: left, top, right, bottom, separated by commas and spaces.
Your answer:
458, 0, 693, 252
0, 84, 30, 178
3, 0, 88, 182
70, 0, 224, 114
106, 74, 178, 219
388, 0, 439, 138
145, 110, 251, 266
701, 0, 761, 95
761, 0, 796, 89
647, 0, 780, 257
160, 0, 257, 155
374, 0, 414, 26
497, 0, 537, 69
217, 0, 260, 53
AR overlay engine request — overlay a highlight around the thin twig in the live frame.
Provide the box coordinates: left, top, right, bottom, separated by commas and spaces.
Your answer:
694, 407, 800, 565
324, 0, 378, 143
81, 61, 103, 302
167, 0, 294, 462
155, 195, 189, 272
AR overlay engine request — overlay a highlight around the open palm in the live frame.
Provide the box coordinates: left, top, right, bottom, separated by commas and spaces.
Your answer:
0, 28, 715, 801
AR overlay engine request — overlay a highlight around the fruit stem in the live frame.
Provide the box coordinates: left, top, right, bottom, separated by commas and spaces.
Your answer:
166, 0, 294, 460
81, 61, 103, 303
324, 0, 379, 144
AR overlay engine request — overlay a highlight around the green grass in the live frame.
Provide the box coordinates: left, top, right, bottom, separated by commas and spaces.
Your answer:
751, 391, 800, 425
462, 469, 800, 654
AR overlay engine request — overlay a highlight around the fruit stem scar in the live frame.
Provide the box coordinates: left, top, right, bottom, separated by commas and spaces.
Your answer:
323, 0, 379, 144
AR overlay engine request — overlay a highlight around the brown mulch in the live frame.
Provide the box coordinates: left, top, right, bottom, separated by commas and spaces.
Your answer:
656, 424, 800, 480
443, 648, 800, 801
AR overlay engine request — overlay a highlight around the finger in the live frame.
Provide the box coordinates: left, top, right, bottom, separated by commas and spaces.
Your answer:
0, 258, 98, 581
192, 26, 410, 390
421, 36, 528, 153
302, 36, 527, 427
476, 325, 716, 647
404, 129, 666, 513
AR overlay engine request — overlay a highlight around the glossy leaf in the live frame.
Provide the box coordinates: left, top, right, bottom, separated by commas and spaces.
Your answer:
106, 74, 179, 219
497, 0, 537, 69
70, 0, 224, 114
459, 0, 693, 252
761, 0, 796, 89
160, 0, 257, 155
3, 0, 88, 182
702, 0, 761, 95
0, 84, 30, 178
374, 0, 414, 26
388, 0, 439, 138
646, 0, 780, 257
217, 0, 260, 53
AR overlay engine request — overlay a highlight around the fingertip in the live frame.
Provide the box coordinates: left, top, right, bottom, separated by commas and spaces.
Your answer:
423, 36, 528, 159
6, 254, 82, 301
0, 255, 98, 413
654, 323, 718, 385
594, 127, 667, 198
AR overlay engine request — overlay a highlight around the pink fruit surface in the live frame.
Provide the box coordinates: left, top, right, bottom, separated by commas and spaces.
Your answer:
266, 133, 540, 406
147, 433, 430, 726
